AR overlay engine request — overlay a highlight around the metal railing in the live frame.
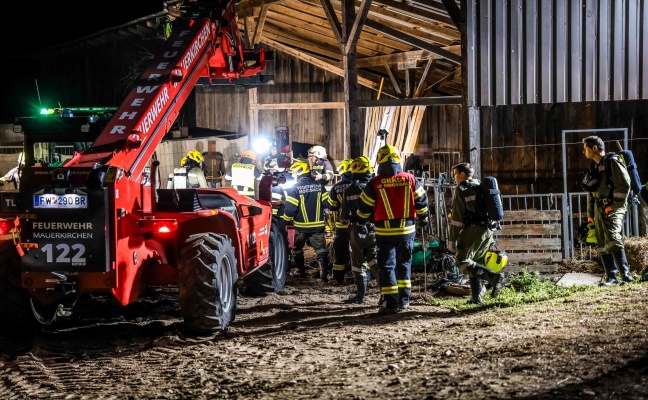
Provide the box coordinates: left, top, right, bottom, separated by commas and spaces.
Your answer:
417, 180, 641, 262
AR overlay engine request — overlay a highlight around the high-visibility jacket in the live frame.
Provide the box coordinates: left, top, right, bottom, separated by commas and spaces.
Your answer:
357, 171, 428, 236
225, 161, 262, 198
281, 175, 330, 233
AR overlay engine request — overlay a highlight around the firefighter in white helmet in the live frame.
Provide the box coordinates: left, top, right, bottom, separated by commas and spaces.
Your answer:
308, 145, 334, 188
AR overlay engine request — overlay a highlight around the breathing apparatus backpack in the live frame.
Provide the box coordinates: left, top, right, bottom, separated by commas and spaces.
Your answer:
479, 176, 505, 222
617, 150, 642, 196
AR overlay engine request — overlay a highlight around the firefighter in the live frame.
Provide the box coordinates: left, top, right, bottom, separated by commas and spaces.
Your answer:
0, 152, 24, 189
263, 145, 285, 173
356, 145, 429, 314
582, 136, 633, 285
448, 162, 503, 304
308, 145, 334, 188
339, 156, 380, 304
328, 158, 354, 283
281, 159, 331, 281
224, 149, 262, 199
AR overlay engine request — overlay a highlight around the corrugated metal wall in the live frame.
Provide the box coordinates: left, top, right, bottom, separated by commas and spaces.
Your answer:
467, 0, 648, 106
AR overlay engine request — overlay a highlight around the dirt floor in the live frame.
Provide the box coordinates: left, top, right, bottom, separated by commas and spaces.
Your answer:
1, 257, 648, 400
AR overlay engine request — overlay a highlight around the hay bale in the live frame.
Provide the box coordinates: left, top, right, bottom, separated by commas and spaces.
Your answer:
623, 236, 648, 273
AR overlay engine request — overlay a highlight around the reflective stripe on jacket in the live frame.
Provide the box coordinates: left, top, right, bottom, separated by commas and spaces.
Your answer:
357, 172, 428, 236
281, 175, 331, 232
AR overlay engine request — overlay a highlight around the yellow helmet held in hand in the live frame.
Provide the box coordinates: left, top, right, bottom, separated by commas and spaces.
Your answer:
289, 159, 311, 175
241, 149, 256, 161
484, 250, 508, 272
376, 144, 401, 164
336, 158, 354, 174
180, 156, 188, 166
350, 156, 373, 174
577, 221, 597, 245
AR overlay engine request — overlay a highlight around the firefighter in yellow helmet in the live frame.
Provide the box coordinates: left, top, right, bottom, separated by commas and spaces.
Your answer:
339, 156, 380, 304
356, 144, 429, 314
0, 152, 25, 189
281, 159, 331, 280
327, 158, 354, 283
224, 149, 262, 198
168, 150, 208, 188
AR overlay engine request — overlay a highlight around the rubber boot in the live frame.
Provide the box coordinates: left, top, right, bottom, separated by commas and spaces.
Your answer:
468, 276, 483, 304
612, 249, 634, 282
332, 265, 346, 284
318, 258, 329, 282
474, 264, 502, 298
599, 253, 619, 286
293, 253, 307, 278
347, 273, 366, 304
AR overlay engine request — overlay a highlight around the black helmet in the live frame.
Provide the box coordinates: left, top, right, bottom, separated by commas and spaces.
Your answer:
577, 167, 601, 192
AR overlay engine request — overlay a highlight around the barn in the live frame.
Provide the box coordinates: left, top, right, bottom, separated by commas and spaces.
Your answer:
0, 1, 647, 398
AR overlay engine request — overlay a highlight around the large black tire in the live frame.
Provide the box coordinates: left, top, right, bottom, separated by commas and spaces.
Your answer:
0, 241, 39, 337
178, 233, 239, 333
244, 217, 289, 295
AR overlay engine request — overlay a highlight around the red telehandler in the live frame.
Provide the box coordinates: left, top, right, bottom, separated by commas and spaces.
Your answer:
0, 0, 287, 336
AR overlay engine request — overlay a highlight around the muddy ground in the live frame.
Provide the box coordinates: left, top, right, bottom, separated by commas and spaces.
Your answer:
1, 261, 648, 399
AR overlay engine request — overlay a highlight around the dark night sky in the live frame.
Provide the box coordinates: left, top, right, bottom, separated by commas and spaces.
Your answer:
0, 2, 165, 122
3, 3, 164, 56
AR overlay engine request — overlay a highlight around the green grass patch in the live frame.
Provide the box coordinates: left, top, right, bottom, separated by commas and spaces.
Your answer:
431, 268, 591, 312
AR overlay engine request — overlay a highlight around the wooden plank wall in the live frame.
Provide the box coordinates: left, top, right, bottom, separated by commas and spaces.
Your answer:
481, 100, 648, 195
194, 51, 374, 163
494, 210, 563, 265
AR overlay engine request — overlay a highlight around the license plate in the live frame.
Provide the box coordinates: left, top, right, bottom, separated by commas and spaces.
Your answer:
34, 194, 88, 209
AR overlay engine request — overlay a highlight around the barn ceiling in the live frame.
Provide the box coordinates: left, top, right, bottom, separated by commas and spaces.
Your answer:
235, 0, 463, 101
42, 0, 463, 103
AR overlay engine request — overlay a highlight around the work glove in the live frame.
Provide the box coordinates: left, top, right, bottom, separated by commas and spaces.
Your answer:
313, 172, 323, 181
605, 206, 613, 215
416, 217, 430, 234
0, 178, 6, 186
356, 223, 368, 239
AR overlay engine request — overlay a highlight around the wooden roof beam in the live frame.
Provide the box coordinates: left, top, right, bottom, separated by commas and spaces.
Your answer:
363, 19, 461, 63
373, 0, 454, 26
260, 36, 386, 92
440, 0, 463, 29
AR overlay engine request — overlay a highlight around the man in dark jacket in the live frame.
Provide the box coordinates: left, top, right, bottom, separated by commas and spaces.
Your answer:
339, 156, 379, 304
583, 135, 633, 285
356, 145, 429, 314
281, 159, 331, 281
328, 158, 354, 283
448, 162, 502, 304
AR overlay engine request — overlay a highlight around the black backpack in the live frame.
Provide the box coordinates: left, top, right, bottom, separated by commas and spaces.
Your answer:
617, 149, 642, 196
477, 176, 505, 222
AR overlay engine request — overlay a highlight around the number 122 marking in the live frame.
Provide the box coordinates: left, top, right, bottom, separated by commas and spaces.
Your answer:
41, 243, 87, 264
